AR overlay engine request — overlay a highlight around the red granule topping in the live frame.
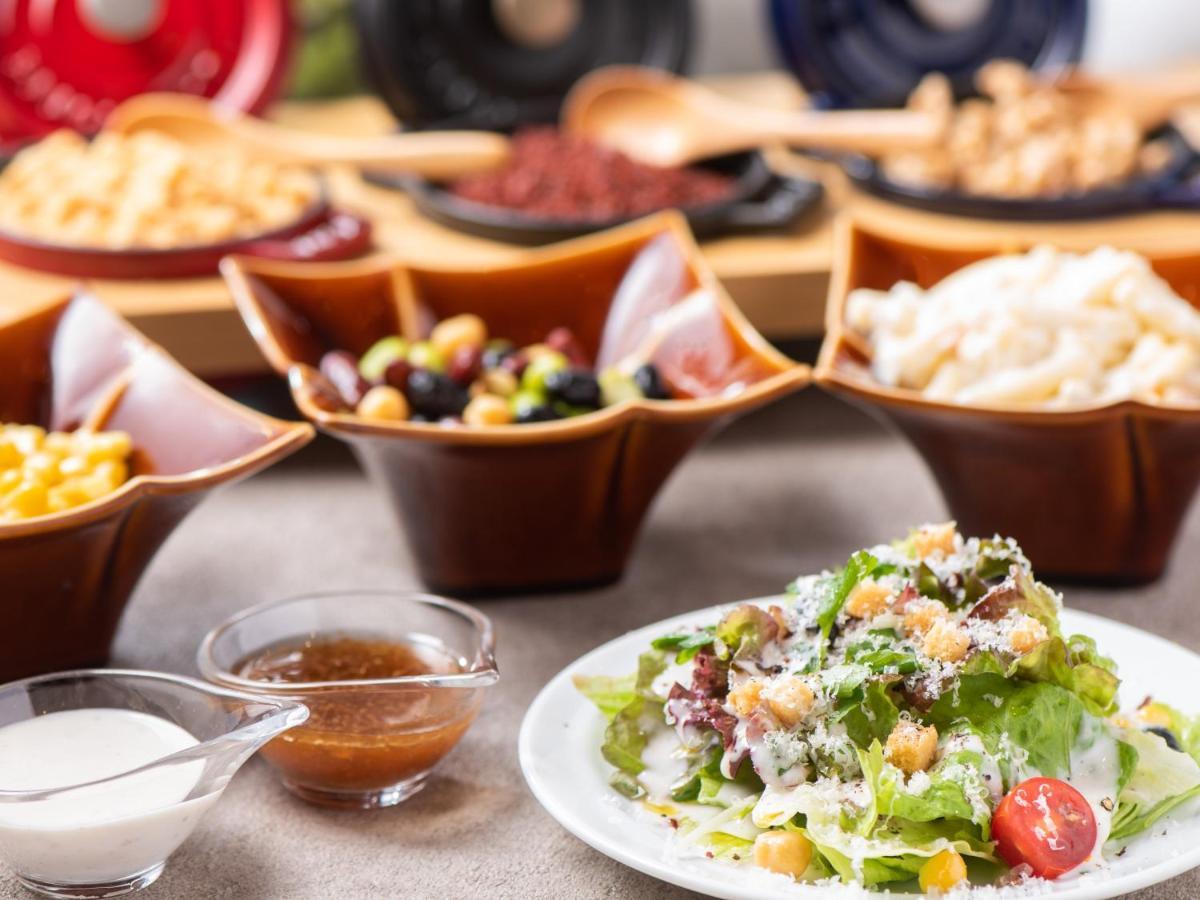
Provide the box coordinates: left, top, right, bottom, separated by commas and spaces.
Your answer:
448, 126, 735, 221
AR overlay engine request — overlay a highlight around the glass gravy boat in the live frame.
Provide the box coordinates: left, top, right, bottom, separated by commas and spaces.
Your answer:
0, 669, 308, 898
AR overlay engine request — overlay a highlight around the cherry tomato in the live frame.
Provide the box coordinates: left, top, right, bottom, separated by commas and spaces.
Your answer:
992, 777, 1097, 879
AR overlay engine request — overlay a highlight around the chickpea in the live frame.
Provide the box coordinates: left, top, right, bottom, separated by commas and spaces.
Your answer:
463, 393, 514, 426
922, 620, 970, 663
910, 522, 958, 560
727, 679, 764, 718
845, 579, 894, 619
904, 599, 950, 637
885, 720, 939, 775
752, 831, 812, 879
481, 367, 518, 398
430, 314, 487, 359
762, 676, 815, 728
1008, 615, 1049, 655
355, 385, 409, 422
919, 848, 967, 894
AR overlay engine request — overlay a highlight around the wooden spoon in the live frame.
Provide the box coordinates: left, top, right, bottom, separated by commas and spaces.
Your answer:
104, 93, 510, 179
1053, 64, 1200, 131
562, 66, 945, 166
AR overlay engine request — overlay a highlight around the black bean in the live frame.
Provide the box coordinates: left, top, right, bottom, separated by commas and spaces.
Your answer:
634, 363, 670, 400
544, 368, 601, 408
405, 369, 468, 419
515, 404, 561, 424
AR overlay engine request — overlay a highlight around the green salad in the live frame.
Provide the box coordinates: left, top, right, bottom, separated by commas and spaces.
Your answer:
576, 524, 1200, 893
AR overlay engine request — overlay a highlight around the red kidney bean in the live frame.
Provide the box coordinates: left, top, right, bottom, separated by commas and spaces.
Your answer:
501, 350, 530, 378
448, 127, 735, 221
545, 326, 589, 367
448, 345, 483, 386
319, 350, 368, 407
384, 358, 414, 391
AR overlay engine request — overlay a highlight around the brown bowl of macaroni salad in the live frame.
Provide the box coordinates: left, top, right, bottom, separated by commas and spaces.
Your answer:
0, 129, 372, 278
816, 217, 1200, 584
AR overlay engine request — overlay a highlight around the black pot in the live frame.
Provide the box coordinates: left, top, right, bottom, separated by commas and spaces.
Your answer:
840, 125, 1200, 220
366, 149, 823, 245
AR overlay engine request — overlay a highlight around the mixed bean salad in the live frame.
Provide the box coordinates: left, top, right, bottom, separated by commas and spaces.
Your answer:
318, 315, 670, 426
577, 524, 1200, 893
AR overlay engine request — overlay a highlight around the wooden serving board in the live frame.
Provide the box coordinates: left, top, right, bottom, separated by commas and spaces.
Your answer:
1, 73, 1199, 378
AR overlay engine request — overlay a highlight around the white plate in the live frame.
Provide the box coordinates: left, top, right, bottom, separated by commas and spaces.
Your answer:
519, 603, 1200, 899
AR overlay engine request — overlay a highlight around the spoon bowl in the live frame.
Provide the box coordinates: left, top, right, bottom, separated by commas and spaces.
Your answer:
563, 66, 944, 167
106, 93, 511, 179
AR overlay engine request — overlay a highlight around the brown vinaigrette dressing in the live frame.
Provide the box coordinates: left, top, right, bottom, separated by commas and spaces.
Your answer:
236, 635, 481, 794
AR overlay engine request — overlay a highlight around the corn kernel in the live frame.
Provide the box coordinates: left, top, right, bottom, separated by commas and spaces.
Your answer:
919, 848, 967, 893
4, 480, 48, 518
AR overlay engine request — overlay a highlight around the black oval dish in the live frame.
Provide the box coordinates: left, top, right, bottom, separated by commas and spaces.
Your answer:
842, 125, 1200, 220
366, 150, 823, 245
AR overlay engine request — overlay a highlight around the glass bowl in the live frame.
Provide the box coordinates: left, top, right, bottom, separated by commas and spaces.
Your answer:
197, 591, 498, 809
0, 669, 307, 899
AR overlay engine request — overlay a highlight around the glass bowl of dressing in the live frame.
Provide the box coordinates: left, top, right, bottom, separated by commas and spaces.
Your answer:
0, 669, 308, 899
197, 591, 499, 809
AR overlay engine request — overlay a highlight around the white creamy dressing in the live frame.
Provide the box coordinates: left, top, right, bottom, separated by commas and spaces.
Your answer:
0, 709, 216, 885
1064, 722, 1122, 874
640, 726, 691, 801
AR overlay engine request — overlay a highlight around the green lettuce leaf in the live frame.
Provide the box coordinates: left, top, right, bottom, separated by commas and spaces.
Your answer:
671, 744, 763, 807
1009, 634, 1120, 717
1111, 726, 1200, 842
1138, 702, 1200, 765
928, 673, 1084, 780
572, 673, 636, 720
715, 606, 778, 660
807, 812, 995, 886
858, 740, 992, 838
837, 680, 901, 750
815, 550, 879, 660
845, 629, 921, 675
586, 650, 668, 797
651, 626, 716, 664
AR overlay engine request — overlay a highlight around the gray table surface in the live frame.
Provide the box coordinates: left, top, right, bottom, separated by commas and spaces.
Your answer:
11, 389, 1200, 900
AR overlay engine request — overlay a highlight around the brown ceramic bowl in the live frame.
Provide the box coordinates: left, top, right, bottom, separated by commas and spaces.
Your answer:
0, 293, 313, 681
815, 218, 1200, 584
222, 211, 809, 595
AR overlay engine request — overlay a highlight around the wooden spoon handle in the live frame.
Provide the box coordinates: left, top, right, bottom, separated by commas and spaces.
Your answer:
234, 126, 512, 179
744, 108, 944, 155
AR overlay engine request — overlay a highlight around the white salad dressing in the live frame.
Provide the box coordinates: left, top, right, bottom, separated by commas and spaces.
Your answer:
1065, 721, 1123, 874
0, 709, 217, 885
